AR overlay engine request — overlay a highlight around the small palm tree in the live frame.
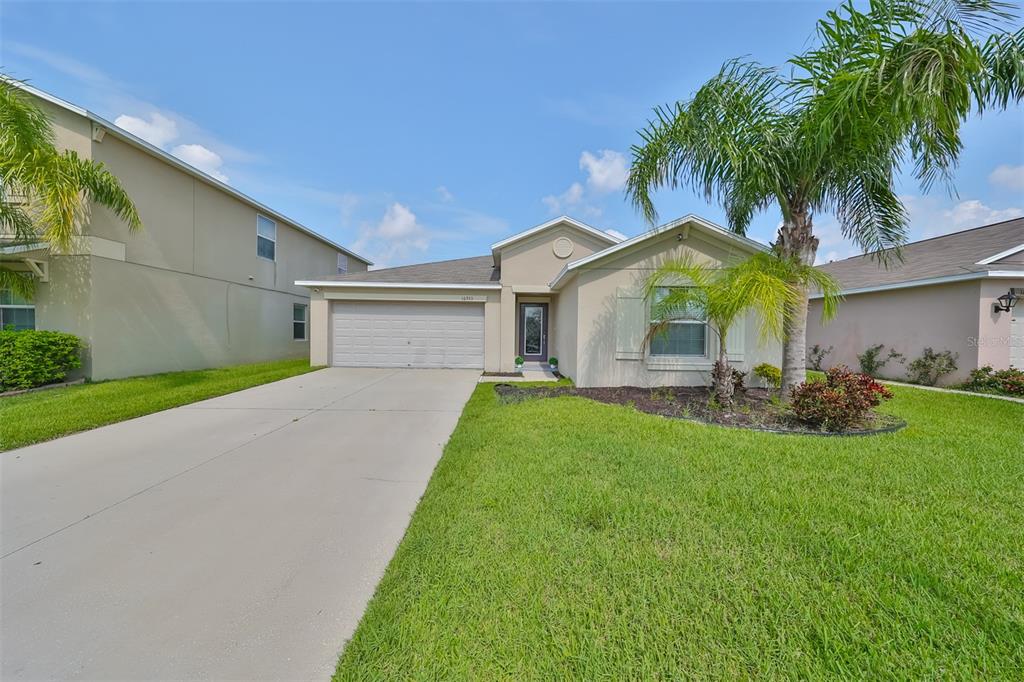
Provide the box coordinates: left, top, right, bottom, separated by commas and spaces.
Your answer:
646, 252, 842, 404
1, 77, 141, 298
627, 0, 1024, 395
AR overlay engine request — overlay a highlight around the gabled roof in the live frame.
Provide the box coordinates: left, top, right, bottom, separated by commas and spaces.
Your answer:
490, 216, 621, 262
549, 214, 768, 289
814, 216, 1024, 296
296, 255, 500, 289
6, 78, 372, 265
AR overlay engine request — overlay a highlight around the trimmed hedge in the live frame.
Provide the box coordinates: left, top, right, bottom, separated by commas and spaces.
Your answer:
0, 330, 83, 391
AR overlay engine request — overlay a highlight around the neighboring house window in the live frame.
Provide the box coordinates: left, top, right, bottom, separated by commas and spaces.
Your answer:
293, 303, 307, 340
0, 289, 36, 331
337, 253, 348, 274
257, 215, 277, 261
649, 287, 707, 356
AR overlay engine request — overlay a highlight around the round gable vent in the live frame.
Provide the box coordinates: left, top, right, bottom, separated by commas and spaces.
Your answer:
553, 237, 574, 259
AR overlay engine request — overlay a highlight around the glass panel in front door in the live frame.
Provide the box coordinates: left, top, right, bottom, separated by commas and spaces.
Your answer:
524, 306, 543, 355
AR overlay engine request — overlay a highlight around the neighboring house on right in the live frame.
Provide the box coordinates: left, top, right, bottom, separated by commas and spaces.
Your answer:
808, 218, 1024, 385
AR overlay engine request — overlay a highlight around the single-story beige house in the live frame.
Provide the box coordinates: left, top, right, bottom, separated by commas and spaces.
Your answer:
297, 215, 782, 387
0, 82, 371, 380
808, 218, 1023, 384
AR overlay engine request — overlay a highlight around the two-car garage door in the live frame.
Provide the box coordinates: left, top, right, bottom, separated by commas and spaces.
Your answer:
332, 301, 484, 369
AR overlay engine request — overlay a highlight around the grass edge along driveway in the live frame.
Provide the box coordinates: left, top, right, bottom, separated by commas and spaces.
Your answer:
1, 359, 320, 451
334, 381, 1024, 680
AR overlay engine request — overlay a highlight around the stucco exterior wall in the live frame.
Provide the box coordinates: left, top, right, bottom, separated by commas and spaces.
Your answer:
571, 230, 781, 388
976, 278, 1024, 370
23, 92, 366, 380
499, 224, 612, 286
553, 282, 579, 381
494, 221, 613, 370
807, 280, 987, 384
87, 257, 309, 379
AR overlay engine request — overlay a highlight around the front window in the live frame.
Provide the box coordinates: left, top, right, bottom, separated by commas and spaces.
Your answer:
649, 287, 707, 357
293, 303, 307, 340
337, 253, 348, 274
0, 289, 36, 331
257, 215, 277, 261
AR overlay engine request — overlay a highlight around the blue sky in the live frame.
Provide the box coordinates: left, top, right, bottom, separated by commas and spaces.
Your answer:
3, 1, 1022, 267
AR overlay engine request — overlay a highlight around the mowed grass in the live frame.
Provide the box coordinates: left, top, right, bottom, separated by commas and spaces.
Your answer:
0, 359, 319, 451
335, 383, 1024, 680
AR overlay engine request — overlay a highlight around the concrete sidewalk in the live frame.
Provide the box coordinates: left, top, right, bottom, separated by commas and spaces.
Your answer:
1, 368, 479, 681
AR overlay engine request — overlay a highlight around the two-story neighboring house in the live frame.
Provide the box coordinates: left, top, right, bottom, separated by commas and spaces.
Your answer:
0, 83, 370, 380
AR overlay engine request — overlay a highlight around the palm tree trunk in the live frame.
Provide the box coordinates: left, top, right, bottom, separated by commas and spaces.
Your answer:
713, 330, 734, 405
776, 211, 818, 399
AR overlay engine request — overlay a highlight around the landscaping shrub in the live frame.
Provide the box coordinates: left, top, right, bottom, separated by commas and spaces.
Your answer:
857, 343, 905, 377
807, 344, 833, 371
753, 362, 781, 389
958, 365, 1024, 396
905, 347, 958, 386
790, 365, 892, 431
0, 330, 83, 391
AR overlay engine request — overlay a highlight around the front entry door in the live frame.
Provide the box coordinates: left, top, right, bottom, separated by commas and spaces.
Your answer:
519, 303, 548, 362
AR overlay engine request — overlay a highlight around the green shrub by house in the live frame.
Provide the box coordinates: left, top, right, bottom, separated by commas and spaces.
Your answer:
752, 362, 781, 389
0, 330, 83, 391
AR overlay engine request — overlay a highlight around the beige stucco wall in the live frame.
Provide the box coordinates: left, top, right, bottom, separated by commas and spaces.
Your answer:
495, 221, 613, 371
976, 279, 1023, 370
805, 279, 1016, 384
23, 93, 366, 380
570, 229, 782, 388
498, 224, 612, 285
553, 282, 579, 379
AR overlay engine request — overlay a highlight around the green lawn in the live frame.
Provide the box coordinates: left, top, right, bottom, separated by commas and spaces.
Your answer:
335, 383, 1024, 679
0, 359, 319, 451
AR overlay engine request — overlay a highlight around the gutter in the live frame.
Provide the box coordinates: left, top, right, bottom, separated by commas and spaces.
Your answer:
809, 270, 1024, 299
295, 280, 502, 290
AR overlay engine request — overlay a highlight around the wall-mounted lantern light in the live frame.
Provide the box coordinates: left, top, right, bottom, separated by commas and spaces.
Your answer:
994, 289, 1019, 313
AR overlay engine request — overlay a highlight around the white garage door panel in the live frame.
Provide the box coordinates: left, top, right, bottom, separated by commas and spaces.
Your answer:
332, 301, 484, 369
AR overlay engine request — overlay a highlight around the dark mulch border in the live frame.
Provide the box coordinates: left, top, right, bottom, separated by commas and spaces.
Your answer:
493, 384, 906, 437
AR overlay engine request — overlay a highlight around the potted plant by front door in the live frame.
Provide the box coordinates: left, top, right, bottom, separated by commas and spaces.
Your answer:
514, 355, 525, 372
548, 357, 558, 372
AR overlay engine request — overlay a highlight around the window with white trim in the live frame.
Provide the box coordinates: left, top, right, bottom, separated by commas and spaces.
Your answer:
257, 215, 276, 261
0, 289, 36, 331
649, 287, 707, 356
293, 303, 307, 340
337, 253, 348, 274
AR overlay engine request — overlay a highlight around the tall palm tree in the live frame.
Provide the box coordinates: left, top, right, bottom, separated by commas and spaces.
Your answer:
1, 77, 141, 299
627, 0, 1024, 395
647, 252, 842, 404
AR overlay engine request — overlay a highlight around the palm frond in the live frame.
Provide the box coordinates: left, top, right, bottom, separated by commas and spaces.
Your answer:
0, 268, 36, 300
63, 152, 143, 232
626, 60, 790, 230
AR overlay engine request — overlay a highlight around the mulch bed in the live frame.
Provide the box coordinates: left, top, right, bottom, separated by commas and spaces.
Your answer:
493, 384, 905, 436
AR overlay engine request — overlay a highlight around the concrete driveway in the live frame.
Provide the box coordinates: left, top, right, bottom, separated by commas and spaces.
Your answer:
1, 368, 479, 681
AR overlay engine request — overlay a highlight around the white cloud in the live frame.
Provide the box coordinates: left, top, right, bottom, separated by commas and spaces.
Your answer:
542, 182, 584, 214
542, 149, 628, 219
436, 185, 454, 202
114, 112, 179, 148
989, 164, 1024, 192
579, 149, 628, 193
904, 196, 1022, 238
354, 203, 430, 267
171, 144, 229, 182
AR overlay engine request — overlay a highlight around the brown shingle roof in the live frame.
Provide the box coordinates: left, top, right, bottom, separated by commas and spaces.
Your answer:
818, 217, 1024, 291
313, 255, 499, 284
